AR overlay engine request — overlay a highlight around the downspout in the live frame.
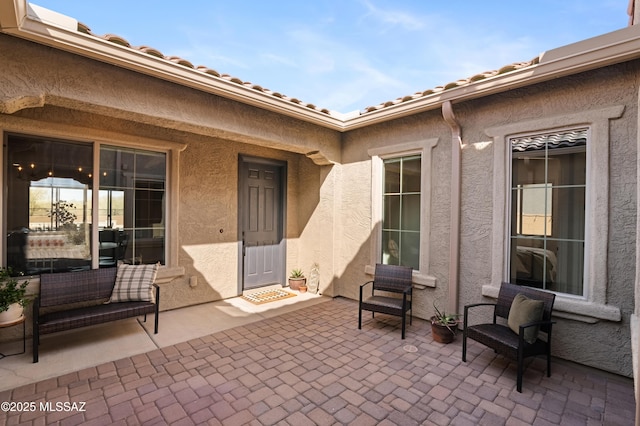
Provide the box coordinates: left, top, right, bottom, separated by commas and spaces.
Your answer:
442, 101, 462, 316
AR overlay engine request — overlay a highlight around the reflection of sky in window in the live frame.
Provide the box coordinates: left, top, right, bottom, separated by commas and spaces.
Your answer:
31, 177, 90, 203
32, 177, 86, 189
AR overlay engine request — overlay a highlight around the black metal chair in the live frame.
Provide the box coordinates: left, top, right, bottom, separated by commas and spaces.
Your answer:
462, 282, 556, 392
358, 264, 413, 339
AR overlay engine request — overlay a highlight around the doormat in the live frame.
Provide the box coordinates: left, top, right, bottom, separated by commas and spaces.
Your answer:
242, 288, 297, 305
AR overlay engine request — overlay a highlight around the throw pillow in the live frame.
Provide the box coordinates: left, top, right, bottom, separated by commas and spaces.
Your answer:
507, 293, 544, 344
109, 263, 158, 303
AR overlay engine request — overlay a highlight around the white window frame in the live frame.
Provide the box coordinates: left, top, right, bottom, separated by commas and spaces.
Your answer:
367, 138, 438, 287
486, 106, 623, 322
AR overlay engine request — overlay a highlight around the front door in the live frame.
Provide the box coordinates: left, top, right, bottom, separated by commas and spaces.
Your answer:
240, 159, 285, 290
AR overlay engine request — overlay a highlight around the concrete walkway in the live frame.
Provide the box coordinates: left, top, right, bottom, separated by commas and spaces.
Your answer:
0, 296, 635, 425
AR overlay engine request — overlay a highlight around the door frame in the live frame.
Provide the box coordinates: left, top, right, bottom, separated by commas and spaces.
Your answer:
237, 155, 287, 293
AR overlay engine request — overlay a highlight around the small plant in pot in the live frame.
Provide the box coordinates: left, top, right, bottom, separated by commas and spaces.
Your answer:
288, 269, 306, 291
430, 303, 460, 344
0, 268, 30, 324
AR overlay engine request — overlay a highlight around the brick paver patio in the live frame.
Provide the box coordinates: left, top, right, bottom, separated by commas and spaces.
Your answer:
0, 297, 635, 425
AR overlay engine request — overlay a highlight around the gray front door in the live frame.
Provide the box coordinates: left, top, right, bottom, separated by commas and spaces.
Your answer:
240, 159, 285, 290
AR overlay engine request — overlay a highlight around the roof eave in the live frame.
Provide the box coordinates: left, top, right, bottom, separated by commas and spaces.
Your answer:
0, 0, 349, 130
3, 0, 640, 132
344, 24, 640, 131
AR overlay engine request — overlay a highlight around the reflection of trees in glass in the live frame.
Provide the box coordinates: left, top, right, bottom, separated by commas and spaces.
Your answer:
29, 187, 48, 216
49, 201, 77, 229
99, 190, 125, 228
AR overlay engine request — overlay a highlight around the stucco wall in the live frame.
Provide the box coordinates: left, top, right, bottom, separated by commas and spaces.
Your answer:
0, 32, 637, 378
0, 34, 339, 336
339, 111, 454, 319
338, 63, 637, 377
453, 64, 636, 376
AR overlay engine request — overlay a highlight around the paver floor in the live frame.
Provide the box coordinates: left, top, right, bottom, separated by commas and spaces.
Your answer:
0, 297, 635, 425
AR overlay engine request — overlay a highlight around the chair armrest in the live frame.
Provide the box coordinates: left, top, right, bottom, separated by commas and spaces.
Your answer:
463, 302, 497, 327
359, 281, 374, 301
518, 320, 556, 344
464, 302, 496, 316
518, 319, 556, 330
359, 281, 374, 289
464, 302, 496, 311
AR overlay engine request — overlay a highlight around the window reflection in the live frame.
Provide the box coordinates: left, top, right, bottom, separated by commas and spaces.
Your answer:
99, 146, 166, 266
510, 130, 586, 295
6, 135, 166, 275
6, 136, 93, 274
382, 155, 421, 270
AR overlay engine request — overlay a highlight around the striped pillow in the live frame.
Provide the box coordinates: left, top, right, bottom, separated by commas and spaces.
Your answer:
109, 263, 158, 303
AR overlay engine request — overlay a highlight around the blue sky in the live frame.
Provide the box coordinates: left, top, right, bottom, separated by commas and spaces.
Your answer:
32, 0, 627, 113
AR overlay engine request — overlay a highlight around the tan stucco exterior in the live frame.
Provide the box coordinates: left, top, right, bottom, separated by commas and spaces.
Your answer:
1, 1, 639, 407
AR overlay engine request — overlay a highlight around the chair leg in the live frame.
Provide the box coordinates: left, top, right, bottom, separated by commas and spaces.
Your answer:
517, 363, 523, 393
32, 330, 38, 363
401, 311, 406, 339
358, 306, 362, 330
517, 349, 524, 393
462, 330, 467, 362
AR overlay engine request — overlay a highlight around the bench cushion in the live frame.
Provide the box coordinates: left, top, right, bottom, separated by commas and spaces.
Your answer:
38, 301, 156, 335
109, 264, 158, 303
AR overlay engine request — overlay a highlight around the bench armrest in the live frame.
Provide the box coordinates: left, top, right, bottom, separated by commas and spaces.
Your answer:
464, 302, 496, 311
518, 319, 556, 344
464, 302, 497, 327
519, 319, 556, 330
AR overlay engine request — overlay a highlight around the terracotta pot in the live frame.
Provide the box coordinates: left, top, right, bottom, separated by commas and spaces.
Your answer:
298, 285, 308, 293
288, 277, 306, 291
430, 317, 457, 344
0, 303, 23, 325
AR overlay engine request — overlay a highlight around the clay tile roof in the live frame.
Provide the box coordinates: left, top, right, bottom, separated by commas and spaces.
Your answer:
138, 46, 164, 59
77, 21, 91, 35
102, 33, 130, 48
360, 56, 540, 115
196, 66, 221, 77
166, 56, 195, 68
70, 23, 334, 116
73, 18, 541, 118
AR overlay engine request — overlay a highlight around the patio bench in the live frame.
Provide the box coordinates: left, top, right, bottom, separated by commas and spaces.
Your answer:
33, 266, 159, 363
462, 282, 555, 392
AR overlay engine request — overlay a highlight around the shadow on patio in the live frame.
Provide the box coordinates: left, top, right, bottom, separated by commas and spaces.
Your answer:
0, 297, 635, 425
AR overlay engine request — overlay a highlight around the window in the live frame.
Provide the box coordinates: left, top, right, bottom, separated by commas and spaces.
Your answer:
5, 134, 166, 275
99, 146, 166, 266
382, 155, 421, 269
368, 138, 438, 286
487, 105, 623, 322
509, 129, 586, 295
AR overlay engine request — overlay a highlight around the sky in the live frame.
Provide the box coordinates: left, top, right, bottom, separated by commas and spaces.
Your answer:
31, 0, 628, 114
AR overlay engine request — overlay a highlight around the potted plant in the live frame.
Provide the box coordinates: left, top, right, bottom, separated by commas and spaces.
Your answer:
288, 269, 306, 291
430, 303, 460, 344
0, 268, 30, 324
